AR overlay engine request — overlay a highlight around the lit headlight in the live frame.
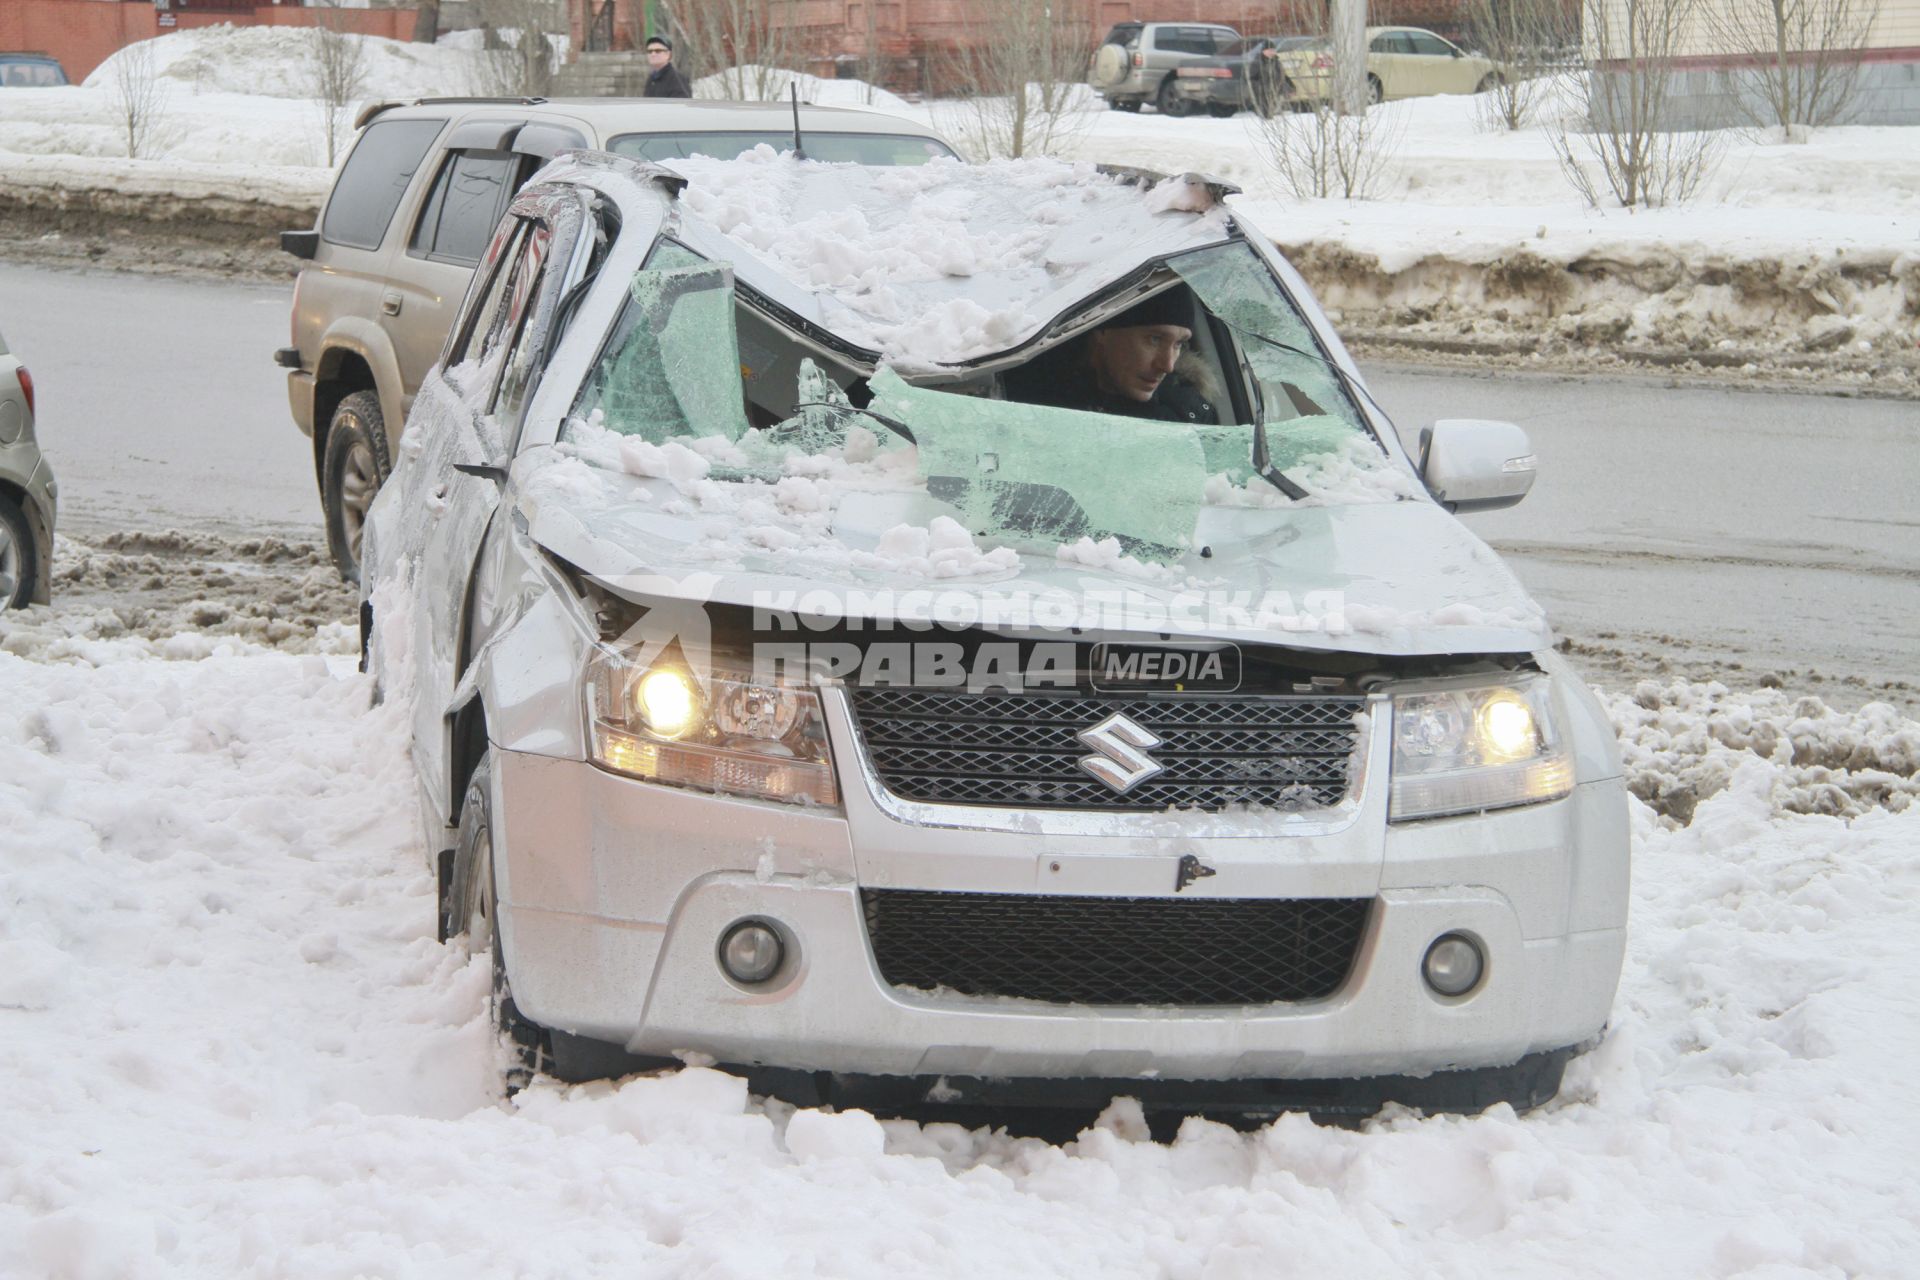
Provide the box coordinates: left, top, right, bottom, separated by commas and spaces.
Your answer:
1389, 675, 1572, 821
585, 652, 837, 806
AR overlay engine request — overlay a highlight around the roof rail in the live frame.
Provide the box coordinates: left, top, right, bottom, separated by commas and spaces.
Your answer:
353, 97, 551, 131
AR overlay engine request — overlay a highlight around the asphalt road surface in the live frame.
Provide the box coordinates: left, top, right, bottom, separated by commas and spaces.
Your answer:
4, 261, 1914, 704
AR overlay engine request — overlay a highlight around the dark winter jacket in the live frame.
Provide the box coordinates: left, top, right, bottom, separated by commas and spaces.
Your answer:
1030, 372, 1217, 425
644, 62, 692, 98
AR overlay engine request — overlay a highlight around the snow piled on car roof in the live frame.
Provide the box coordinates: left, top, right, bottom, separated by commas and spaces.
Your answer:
662, 150, 1234, 368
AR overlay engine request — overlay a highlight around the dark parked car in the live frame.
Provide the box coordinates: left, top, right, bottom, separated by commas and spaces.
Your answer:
1170, 36, 1321, 117
0, 53, 69, 88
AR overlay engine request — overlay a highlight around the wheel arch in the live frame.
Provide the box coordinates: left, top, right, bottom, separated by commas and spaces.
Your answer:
312, 345, 377, 487
311, 319, 406, 470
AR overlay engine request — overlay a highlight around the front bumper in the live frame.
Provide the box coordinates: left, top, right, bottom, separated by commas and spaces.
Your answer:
486, 686, 1627, 1093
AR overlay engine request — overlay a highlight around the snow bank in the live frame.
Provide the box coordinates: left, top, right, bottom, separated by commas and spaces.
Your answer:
1609, 677, 1919, 823
693, 63, 915, 114
0, 149, 327, 221
3, 622, 1917, 1273
84, 24, 495, 100
0, 531, 360, 664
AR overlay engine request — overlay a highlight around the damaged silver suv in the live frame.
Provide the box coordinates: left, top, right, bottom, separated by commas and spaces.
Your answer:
363, 150, 1628, 1122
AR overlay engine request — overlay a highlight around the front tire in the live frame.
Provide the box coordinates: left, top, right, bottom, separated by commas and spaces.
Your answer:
0, 494, 37, 609
448, 756, 552, 1094
321, 389, 390, 585
1476, 72, 1504, 93
1366, 74, 1384, 106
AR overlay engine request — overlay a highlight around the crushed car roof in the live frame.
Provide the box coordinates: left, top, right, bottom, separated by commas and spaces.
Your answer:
645, 152, 1242, 370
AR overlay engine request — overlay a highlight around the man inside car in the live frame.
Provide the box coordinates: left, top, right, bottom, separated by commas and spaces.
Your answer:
1026, 289, 1217, 424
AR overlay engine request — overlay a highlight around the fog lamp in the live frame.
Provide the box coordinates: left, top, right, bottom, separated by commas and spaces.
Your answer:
718, 919, 784, 985
1422, 933, 1484, 997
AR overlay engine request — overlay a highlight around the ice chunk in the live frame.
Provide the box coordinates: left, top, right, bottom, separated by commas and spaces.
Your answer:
868, 367, 1205, 559
570, 264, 751, 445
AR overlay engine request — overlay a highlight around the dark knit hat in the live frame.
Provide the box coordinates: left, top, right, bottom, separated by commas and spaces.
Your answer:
646, 34, 673, 50
1101, 286, 1194, 331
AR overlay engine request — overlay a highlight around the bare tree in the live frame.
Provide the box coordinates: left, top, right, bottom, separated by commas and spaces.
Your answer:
1249, 0, 1402, 198
930, 0, 1095, 160
1547, 0, 1722, 206
309, 10, 368, 168
467, 0, 564, 96
655, 0, 801, 100
1703, 0, 1880, 131
106, 38, 172, 160
1463, 0, 1577, 130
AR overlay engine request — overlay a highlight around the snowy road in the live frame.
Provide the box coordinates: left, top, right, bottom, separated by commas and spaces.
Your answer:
4, 261, 1913, 704
1372, 363, 1920, 704
0, 263, 311, 540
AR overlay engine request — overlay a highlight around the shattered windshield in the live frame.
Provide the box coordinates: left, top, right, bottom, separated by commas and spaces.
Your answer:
561, 240, 1417, 568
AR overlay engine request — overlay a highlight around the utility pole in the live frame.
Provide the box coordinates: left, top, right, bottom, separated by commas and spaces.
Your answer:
1331, 0, 1366, 113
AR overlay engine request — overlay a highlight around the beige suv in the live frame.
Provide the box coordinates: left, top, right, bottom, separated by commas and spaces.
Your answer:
278, 96, 957, 580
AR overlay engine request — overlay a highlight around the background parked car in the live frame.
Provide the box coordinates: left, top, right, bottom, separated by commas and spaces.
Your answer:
1170, 34, 1321, 117
278, 96, 958, 582
1274, 26, 1505, 106
0, 325, 55, 608
0, 52, 69, 88
1087, 21, 1242, 115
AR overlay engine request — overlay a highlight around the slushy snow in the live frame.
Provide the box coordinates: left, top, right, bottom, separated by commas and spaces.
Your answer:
2, 624, 1917, 1275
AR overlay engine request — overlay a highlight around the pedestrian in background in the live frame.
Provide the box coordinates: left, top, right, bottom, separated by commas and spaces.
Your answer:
642, 36, 691, 98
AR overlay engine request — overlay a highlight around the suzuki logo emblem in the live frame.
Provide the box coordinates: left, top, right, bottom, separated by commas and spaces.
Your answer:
1075, 712, 1166, 794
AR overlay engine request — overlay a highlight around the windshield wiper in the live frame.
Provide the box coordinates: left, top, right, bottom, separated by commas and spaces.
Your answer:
1216, 316, 1399, 437
1250, 414, 1309, 500
1208, 313, 1412, 504
792, 400, 917, 445
1231, 350, 1309, 500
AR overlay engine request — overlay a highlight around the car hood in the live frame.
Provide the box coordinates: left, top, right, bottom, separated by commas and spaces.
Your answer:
516, 453, 1552, 658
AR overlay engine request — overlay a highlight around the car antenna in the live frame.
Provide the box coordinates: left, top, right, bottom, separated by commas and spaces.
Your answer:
789, 82, 806, 160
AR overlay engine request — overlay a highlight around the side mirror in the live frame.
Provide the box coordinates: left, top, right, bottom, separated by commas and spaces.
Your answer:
1419, 419, 1536, 513
280, 229, 319, 260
